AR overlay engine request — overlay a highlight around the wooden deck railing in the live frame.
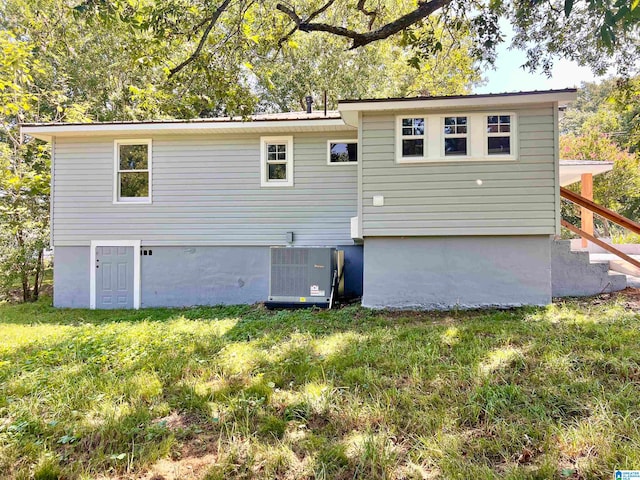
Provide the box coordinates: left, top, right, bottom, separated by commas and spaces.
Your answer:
560, 187, 640, 234
560, 187, 640, 271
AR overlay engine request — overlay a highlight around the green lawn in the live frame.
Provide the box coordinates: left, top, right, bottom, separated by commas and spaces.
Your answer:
1, 297, 640, 479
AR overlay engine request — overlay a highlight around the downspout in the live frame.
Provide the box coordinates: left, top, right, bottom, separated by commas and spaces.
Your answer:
357, 112, 363, 239
553, 102, 561, 237
50, 136, 55, 249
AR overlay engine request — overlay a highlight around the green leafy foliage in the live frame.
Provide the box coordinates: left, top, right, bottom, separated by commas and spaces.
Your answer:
253, 29, 481, 112
0, 31, 54, 302
560, 78, 640, 227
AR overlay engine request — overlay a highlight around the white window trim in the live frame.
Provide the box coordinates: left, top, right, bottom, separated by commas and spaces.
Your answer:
327, 139, 358, 165
89, 239, 141, 310
396, 115, 427, 163
395, 112, 518, 163
260, 136, 294, 187
484, 112, 517, 160
441, 115, 470, 159
113, 139, 152, 204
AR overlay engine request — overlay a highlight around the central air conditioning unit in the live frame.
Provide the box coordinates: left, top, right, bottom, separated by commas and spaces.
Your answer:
268, 247, 338, 308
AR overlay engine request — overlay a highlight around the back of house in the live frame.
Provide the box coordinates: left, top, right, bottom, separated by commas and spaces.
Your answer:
22, 89, 583, 310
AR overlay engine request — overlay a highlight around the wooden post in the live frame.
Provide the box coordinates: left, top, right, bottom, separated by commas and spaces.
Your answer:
581, 173, 593, 248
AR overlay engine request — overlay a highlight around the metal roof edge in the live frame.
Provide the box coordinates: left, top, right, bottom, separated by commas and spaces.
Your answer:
338, 88, 578, 105
338, 89, 578, 113
21, 117, 352, 141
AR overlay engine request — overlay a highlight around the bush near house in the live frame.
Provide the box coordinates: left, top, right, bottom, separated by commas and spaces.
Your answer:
1, 298, 640, 479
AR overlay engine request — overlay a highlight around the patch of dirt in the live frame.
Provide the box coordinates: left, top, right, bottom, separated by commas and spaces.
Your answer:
153, 412, 197, 431
613, 287, 640, 311
554, 288, 640, 312
1, 284, 53, 304
306, 412, 330, 431
101, 433, 220, 480
139, 450, 218, 480
98, 413, 222, 480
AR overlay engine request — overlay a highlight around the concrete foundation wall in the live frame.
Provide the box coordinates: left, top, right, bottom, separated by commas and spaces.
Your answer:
362, 236, 552, 309
140, 246, 269, 307
53, 245, 363, 308
53, 246, 91, 308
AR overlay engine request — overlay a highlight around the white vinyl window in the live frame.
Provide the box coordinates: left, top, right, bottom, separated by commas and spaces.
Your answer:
397, 117, 426, 162
327, 140, 358, 164
395, 112, 517, 163
260, 136, 294, 187
114, 139, 152, 204
486, 115, 512, 156
443, 116, 469, 157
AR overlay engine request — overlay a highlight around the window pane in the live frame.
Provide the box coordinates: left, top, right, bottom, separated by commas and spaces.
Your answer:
120, 172, 149, 197
413, 118, 424, 135
268, 152, 277, 161
402, 139, 423, 157
444, 117, 467, 135
119, 144, 148, 170
277, 152, 286, 161
268, 145, 276, 153
487, 124, 499, 133
277, 144, 286, 153
444, 138, 467, 156
268, 163, 287, 180
330, 142, 357, 163
500, 115, 511, 124
499, 124, 511, 133
488, 136, 511, 155
402, 118, 424, 136
487, 116, 498, 124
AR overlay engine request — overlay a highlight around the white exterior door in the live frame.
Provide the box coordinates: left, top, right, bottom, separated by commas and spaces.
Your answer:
95, 246, 134, 309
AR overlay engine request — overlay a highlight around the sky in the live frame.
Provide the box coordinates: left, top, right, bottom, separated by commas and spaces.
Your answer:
474, 25, 604, 94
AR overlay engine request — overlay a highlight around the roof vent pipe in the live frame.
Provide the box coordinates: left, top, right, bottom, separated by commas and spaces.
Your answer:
305, 95, 313, 114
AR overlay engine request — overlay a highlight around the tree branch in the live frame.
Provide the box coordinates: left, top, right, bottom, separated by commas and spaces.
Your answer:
276, 0, 452, 49
277, 0, 337, 47
276, 4, 361, 41
169, 0, 233, 77
356, 0, 378, 30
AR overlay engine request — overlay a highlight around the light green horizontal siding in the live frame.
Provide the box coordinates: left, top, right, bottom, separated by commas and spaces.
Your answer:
361, 105, 557, 236
53, 132, 357, 246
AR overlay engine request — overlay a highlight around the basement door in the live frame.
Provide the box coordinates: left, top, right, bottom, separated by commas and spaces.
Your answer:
95, 246, 134, 309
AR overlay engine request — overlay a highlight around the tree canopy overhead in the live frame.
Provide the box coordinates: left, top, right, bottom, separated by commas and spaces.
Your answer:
48, 0, 638, 118
94, 1, 638, 75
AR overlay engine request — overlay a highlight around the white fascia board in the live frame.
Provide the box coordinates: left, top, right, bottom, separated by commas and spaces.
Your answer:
21, 118, 352, 141
338, 91, 578, 114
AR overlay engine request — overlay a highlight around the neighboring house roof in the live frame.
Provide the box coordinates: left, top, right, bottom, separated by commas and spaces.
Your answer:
559, 160, 614, 186
21, 89, 578, 141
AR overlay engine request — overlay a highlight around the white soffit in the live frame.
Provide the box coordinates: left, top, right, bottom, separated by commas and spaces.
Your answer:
559, 160, 614, 186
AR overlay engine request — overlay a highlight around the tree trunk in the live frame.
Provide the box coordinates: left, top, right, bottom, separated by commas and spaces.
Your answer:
22, 274, 29, 302
33, 249, 43, 301
15, 229, 30, 303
